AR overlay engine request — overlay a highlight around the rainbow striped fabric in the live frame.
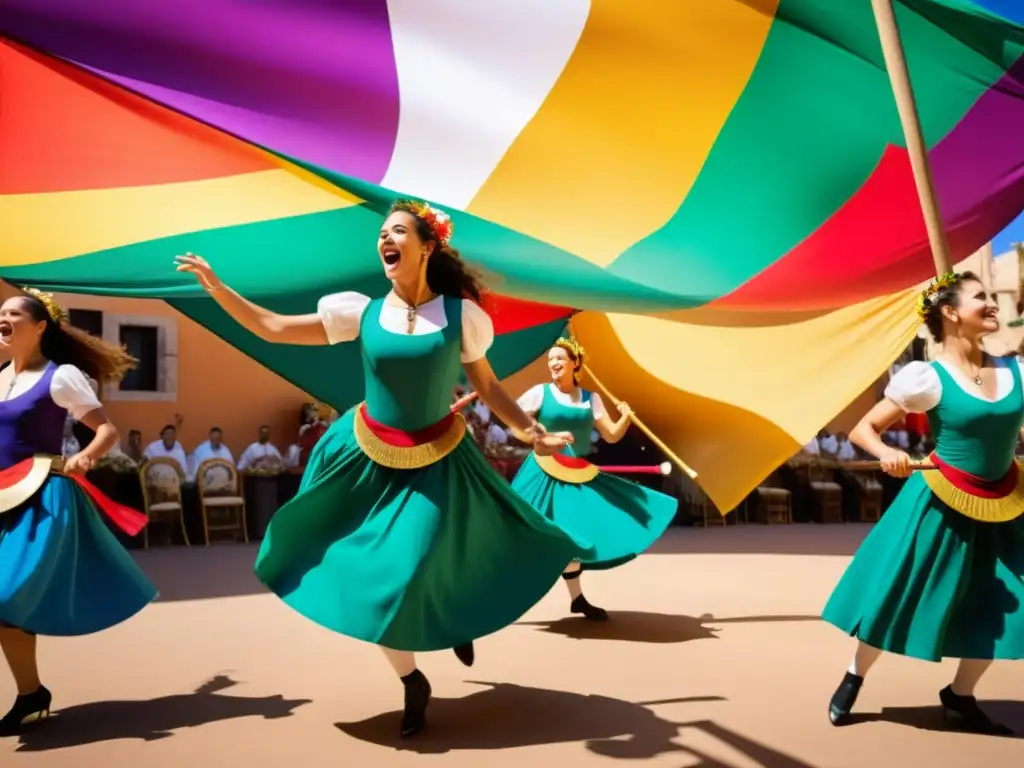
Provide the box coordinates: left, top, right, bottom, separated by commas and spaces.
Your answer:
2, 0, 1023, 510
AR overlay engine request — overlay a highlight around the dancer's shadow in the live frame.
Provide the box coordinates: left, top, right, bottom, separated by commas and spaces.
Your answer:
518, 611, 821, 644
13, 675, 311, 752
846, 699, 1024, 738
336, 681, 817, 766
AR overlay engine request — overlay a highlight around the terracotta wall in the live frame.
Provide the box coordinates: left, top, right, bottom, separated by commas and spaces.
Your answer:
0, 285, 311, 457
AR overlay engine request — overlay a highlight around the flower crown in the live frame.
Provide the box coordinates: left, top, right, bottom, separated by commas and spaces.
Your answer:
21, 286, 68, 325
915, 271, 961, 320
555, 336, 585, 362
406, 200, 454, 246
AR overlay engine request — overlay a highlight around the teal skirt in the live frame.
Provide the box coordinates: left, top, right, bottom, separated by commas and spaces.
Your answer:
510, 450, 678, 571
254, 408, 593, 652
822, 473, 1024, 661
0, 475, 157, 636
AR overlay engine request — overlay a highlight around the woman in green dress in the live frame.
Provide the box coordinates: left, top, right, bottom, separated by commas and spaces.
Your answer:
175, 200, 591, 738
823, 271, 1024, 736
510, 337, 678, 620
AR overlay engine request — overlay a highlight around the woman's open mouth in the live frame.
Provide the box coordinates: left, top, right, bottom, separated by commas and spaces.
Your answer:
382, 248, 401, 266
0, 321, 13, 344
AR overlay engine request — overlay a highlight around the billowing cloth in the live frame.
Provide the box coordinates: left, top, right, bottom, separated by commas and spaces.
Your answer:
3, 1, 1024, 511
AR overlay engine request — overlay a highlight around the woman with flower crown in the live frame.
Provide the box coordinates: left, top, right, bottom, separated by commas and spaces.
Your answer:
509, 338, 678, 620
175, 199, 590, 738
0, 289, 154, 736
823, 271, 1024, 736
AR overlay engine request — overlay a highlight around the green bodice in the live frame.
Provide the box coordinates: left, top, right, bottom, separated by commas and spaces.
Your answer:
926, 359, 1024, 480
359, 296, 463, 431
536, 384, 596, 457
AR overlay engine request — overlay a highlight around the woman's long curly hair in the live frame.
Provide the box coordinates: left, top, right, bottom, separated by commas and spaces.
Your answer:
19, 294, 137, 382
389, 200, 486, 304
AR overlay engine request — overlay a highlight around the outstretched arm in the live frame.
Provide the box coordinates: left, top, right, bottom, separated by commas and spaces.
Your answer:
176, 253, 328, 346
593, 394, 631, 444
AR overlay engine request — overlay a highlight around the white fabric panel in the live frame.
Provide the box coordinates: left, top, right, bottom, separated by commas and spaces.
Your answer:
382, 0, 590, 208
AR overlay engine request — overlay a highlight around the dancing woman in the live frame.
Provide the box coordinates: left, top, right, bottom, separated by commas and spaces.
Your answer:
823, 272, 1023, 735
0, 289, 155, 736
510, 338, 678, 620
175, 200, 590, 738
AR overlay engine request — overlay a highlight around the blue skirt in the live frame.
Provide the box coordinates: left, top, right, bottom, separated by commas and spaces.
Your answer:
0, 475, 157, 636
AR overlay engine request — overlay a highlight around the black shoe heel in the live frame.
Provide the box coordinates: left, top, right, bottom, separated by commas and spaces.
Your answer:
828, 672, 863, 726
453, 642, 475, 667
0, 686, 52, 737
400, 670, 432, 738
939, 685, 1014, 736
570, 595, 609, 621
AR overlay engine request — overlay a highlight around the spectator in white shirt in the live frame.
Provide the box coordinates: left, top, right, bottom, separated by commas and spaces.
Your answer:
143, 424, 189, 477
819, 430, 839, 457
486, 422, 508, 447
835, 431, 857, 461
189, 426, 235, 479
238, 425, 285, 472
61, 415, 80, 459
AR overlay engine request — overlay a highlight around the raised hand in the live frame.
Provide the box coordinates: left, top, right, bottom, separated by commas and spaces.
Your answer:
175, 253, 223, 291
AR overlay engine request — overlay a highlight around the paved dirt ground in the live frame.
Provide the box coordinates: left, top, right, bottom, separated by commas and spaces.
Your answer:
2, 525, 1022, 767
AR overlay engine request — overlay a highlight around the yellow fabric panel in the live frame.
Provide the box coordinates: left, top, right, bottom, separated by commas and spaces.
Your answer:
467, 0, 779, 267
572, 289, 921, 512
1, 169, 359, 266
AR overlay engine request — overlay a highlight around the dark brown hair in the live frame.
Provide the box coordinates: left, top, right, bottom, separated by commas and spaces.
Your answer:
389, 200, 486, 304
18, 294, 137, 382
921, 271, 981, 343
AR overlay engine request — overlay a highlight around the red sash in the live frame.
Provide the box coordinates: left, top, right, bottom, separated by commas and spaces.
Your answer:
930, 453, 1017, 499
0, 457, 147, 536
359, 404, 457, 446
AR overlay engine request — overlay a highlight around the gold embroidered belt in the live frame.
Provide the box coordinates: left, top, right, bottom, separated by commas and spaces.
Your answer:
923, 452, 1024, 523
353, 403, 466, 470
535, 452, 600, 484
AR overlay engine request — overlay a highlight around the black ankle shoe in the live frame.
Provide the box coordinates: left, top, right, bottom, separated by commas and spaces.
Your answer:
0, 686, 52, 736
828, 672, 863, 726
400, 670, 432, 738
453, 642, 475, 667
570, 595, 609, 621
939, 685, 1014, 736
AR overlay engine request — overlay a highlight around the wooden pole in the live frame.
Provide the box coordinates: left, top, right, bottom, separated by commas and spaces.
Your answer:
870, 0, 953, 278
577, 359, 699, 481
566, 317, 699, 480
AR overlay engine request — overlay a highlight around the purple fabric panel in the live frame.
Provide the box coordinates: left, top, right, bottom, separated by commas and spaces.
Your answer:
0, 0, 400, 181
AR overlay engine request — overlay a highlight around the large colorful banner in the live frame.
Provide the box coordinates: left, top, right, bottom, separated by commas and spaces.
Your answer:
2, 0, 1023, 510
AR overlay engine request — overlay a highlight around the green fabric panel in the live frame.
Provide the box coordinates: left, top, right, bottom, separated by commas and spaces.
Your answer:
169, 294, 566, 412
606, 0, 1023, 298
2, 202, 681, 311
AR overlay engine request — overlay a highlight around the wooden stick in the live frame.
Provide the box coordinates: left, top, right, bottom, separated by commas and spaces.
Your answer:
580, 362, 699, 481
450, 391, 479, 412
841, 460, 935, 471
870, 0, 952, 276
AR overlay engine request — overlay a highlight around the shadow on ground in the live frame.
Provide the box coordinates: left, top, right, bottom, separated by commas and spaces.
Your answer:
846, 698, 1024, 738
647, 524, 871, 557
336, 680, 820, 766
12, 675, 311, 752
518, 611, 821, 643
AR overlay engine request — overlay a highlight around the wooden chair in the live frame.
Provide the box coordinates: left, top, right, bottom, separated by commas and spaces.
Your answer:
753, 471, 793, 524
139, 457, 189, 548
196, 458, 249, 545
854, 471, 884, 522
808, 462, 844, 523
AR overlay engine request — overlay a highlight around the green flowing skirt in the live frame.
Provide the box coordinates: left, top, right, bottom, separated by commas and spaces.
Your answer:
822, 473, 1024, 661
254, 408, 593, 652
510, 450, 678, 571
